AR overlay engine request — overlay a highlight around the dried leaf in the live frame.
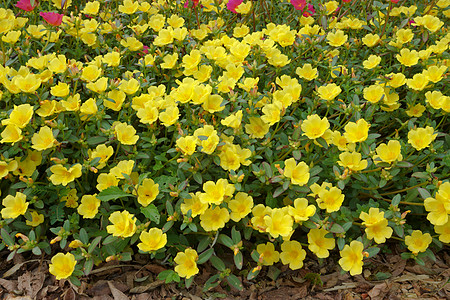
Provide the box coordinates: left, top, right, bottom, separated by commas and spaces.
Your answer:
0, 278, 17, 291
129, 280, 164, 294
107, 281, 129, 300
368, 282, 390, 299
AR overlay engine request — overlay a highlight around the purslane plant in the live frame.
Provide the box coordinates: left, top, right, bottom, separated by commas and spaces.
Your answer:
0, 0, 448, 289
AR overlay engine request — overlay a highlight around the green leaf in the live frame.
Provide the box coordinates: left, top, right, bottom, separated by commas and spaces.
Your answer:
231, 226, 241, 244
337, 237, 345, 250
84, 259, 94, 275
247, 267, 260, 280
366, 247, 380, 258
185, 276, 194, 288
1, 228, 14, 246
140, 204, 160, 224
197, 248, 214, 264
234, 251, 243, 270
97, 187, 133, 202
210, 256, 226, 271
391, 194, 401, 206
197, 236, 210, 253
226, 274, 243, 291
103, 235, 117, 245
218, 234, 234, 248
69, 276, 81, 286
32, 247, 41, 256
329, 223, 345, 234
79, 228, 89, 244
88, 236, 102, 253
86, 136, 108, 145
417, 188, 431, 199
203, 274, 221, 291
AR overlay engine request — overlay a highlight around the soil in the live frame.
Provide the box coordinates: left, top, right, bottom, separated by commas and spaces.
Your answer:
1, 248, 449, 300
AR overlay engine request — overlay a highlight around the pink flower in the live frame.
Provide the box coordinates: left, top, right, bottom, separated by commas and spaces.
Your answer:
391, 0, 399, 3
40, 12, 63, 26
15, 0, 38, 11
184, 0, 199, 8
303, 4, 315, 17
227, 0, 243, 13
290, 0, 306, 10
343, 0, 352, 2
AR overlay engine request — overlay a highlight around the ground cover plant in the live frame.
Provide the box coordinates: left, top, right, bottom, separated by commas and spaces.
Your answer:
0, 0, 449, 293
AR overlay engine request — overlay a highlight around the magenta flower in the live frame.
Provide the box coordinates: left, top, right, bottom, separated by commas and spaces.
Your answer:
303, 4, 315, 17
290, 0, 306, 10
227, 0, 243, 13
40, 12, 63, 26
15, 0, 38, 11
184, 0, 199, 8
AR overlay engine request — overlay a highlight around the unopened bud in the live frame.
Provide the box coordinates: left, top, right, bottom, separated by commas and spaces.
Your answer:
50, 236, 62, 244
15, 233, 29, 242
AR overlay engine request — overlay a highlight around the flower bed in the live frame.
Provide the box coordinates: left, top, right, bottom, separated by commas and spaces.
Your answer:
0, 0, 449, 291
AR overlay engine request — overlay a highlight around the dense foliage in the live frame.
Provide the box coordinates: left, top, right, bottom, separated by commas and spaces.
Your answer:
0, 0, 449, 290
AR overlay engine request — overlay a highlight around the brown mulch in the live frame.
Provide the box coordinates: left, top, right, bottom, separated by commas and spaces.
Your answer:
1, 249, 449, 300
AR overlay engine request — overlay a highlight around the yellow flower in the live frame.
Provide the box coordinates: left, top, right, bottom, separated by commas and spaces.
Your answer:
296, 63, 318, 81
406, 103, 426, 117
386, 73, 406, 88
118, 0, 139, 14
81, 65, 101, 82
174, 248, 199, 279
13, 74, 41, 93
86, 77, 108, 93
407, 126, 437, 151
0, 160, 18, 178
362, 33, 380, 47
245, 117, 270, 139
396, 49, 419, 67
137, 102, 159, 124
61, 189, 78, 208
105, 90, 126, 111
284, 158, 310, 186
26, 210, 45, 227
280, 241, 306, 270
49, 164, 82, 186
256, 242, 280, 266
435, 220, 450, 244
119, 78, 140, 95
159, 105, 179, 126
422, 65, 447, 83
316, 187, 345, 213
307, 228, 335, 258
48, 55, 67, 73
327, 30, 348, 47
88, 144, 114, 169
288, 198, 316, 223
301, 114, 330, 140
395, 28, 414, 44
109, 162, 133, 182
425, 91, 446, 110
360, 208, 393, 243
406, 73, 429, 91
2, 104, 33, 128
2, 30, 21, 44
160, 53, 178, 69
1, 192, 28, 219
114, 122, 139, 145
221, 110, 243, 129
77, 194, 100, 219
31, 126, 57, 151
338, 151, 367, 172
107, 210, 137, 238
50, 82, 70, 97
424, 182, 450, 226
374, 140, 402, 164
1, 125, 22, 144
344, 119, 370, 143
49, 253, 76, 280
235, 1, 252, 14
363, 55, 381, 69
261, 102, 282, 126
82, 1, 100, 15
228, 192, 253, 222
249, 204, 271, 231
264, 208, 293, 239
176, 136, 197, 156
103, 51, 121, 67
138, 228, 167, 252
181, 192, 208, 218
363, 84, 384, 104
339, 241, 364, 276
200, 207, 230, 231
405, 230, 432, 254
317, 83, 341, 101
202, 94, 225, 113
137, 178, 159, 207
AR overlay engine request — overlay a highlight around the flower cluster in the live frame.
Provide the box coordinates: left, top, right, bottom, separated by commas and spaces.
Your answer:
0, 0, 448, 285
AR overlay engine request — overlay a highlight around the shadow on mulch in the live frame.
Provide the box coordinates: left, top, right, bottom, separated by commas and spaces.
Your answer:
1, 249, 449, 300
